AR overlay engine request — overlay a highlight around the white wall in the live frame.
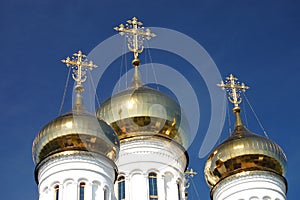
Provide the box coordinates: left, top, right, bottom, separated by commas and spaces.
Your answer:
212, 171, 287, 200
36, 152, 117, 200
115, 138, 188, 200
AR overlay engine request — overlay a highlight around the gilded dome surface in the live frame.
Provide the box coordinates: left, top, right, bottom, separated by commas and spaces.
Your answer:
97, 86, 190, 149
204, 125, 287, 188
32, 110, 119, 164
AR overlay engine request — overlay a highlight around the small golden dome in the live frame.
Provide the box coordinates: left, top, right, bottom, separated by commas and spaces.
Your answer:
32, 107, 119, 164
204, 124, 287, 188
97, 86, 190, 149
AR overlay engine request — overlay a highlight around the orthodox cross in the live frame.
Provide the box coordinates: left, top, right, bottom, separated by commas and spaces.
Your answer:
114, 17, 156, 67
217, 74, 249, 109
61, 50, 97, 93
185, 168, 198, 178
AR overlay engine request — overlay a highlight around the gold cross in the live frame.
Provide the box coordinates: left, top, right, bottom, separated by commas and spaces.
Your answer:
61, 50, 97, 93
114, 17, 156, 66
217, 74, 249, 109
185, 168, 198, 178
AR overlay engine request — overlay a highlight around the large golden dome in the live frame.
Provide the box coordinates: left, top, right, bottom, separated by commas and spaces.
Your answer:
98, 18, 189, 148
96, 84, 190, 149
32, 95, 120, 164
204, 116, 287, 189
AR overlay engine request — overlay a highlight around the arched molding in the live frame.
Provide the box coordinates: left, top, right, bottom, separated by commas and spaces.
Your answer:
77, 178, 89, 185
128, 169, 143, 178
92, 180, 101, 186
63, 178, 74, 185
164, 171, 175, 179
146, 168, 160, 175
263, 196, 271, 200
42, 186, 48, 193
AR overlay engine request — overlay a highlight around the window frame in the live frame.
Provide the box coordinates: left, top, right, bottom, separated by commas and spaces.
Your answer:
117, 176, 126, 200
148, 172, 158, 200
79, 182, 86, 200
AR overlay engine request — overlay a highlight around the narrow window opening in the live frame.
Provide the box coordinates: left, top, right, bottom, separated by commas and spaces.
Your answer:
54, 185, 59, 200
79, 182, 86, 200
104, 188, 109, 200
148, 172, 158, 200
177, 181, 181, 200
117, 176, 125, 200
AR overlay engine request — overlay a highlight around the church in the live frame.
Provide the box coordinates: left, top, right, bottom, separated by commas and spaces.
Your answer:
32, 17, 287, 200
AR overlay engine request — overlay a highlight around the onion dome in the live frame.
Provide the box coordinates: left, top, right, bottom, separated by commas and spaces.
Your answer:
32, 50, 119, 165
32, 94, 119, 164
96, 67, 190, 149
97, 17, 189, 148
204, 108, 287, 188
204, 74, 287, 190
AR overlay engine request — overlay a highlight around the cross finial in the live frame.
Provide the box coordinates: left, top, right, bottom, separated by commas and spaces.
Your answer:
114, 17, 156, 67
185, 168, 198, 178
217, 74, 249, 110
61, 50, 97, 94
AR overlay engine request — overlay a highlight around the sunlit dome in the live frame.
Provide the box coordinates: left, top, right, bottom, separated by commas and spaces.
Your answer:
97, 83, 190, 149
204, 74, 287, 191
32, 50, 120, 165
204, 123, 287, 189
32, 103, 119, 164
96, 60, 190, 149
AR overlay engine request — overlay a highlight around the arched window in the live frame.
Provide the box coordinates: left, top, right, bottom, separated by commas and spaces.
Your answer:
54, 185, 59, 200
104, 187, 109, 200
117, 176, 125, 200
148, 172, 158, 200
79, 182, 86, 200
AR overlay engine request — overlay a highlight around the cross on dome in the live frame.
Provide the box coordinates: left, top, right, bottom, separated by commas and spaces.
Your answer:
217, 74, 249, 110
61, 50, 97, 94
114, 17, 156, 67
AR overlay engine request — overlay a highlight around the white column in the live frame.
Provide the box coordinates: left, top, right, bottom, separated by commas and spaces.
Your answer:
92, 183, 102, 200
158, 174, 166, 200
130, 173, 147, 200
39, 187, 48, 200
165, 172, 178, 200
58, 184, 63, 200
125, 176, 130, 200
85, 182, 93, 200
63, 181, 76, 200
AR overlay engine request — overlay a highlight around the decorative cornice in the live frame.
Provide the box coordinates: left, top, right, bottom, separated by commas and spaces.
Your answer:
118, 136, 188, 169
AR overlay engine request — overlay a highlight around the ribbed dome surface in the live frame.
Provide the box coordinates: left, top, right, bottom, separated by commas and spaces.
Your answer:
204, 125, 287, 188
97, 86, 190, 149
32, 111, 119, 164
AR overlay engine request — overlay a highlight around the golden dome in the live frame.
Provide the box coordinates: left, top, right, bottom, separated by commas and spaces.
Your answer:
205, 74, 287, 189
32, 96, 119, 164
204, 123, 287, 189
96, 85, 190, 149
33, 50, 120, 165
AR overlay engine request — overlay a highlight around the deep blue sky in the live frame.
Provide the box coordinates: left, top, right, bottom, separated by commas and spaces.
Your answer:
1, 0, 299, 199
